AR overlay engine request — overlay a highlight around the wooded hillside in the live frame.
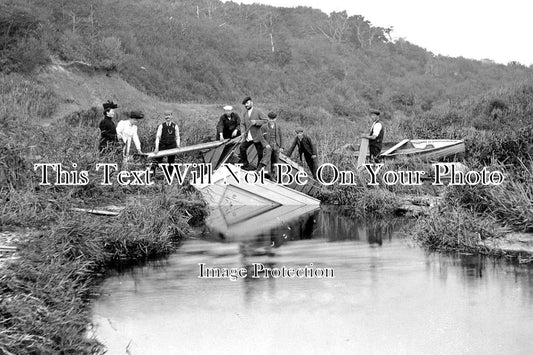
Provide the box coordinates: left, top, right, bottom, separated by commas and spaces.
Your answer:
2, 0, 532, 120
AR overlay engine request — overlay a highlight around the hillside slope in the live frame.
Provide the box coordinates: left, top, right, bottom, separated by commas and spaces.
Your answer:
36, 64, 224, 128
5, 0, 532, 123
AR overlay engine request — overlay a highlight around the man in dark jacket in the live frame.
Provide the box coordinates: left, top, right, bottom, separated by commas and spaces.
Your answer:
239, 96, 271, 172
98, 100, 118, 154
286, 127, 318, 179
217, 106, 241, 140
263, 112, 283, 179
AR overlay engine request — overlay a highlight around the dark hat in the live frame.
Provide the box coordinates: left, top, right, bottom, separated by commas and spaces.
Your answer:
295, 127, 304, 133
268, 112, 277, 119
129, 110, 144, 119
370, 109, 381, 116
103, 100, 118, 110
242, 96, 252, 105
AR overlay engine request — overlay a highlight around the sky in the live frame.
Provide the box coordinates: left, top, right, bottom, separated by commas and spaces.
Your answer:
231, 0, 532, 66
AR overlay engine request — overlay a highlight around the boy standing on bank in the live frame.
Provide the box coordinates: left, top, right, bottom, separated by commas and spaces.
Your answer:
154, 110, 180, 172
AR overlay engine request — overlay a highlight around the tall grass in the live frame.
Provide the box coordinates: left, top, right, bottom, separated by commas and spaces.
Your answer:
0, 192, 205, 354
0, 75, 210, 354
408, 83, 533, 257
0, 74, 59, 119
412, 204, 503, 254
444, 163, 533, 233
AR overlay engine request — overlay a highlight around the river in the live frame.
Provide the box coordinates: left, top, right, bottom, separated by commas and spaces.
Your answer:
92, 206, 533, 354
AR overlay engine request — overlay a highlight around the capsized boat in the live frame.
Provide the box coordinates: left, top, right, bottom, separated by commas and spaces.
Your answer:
201, 137, 323, 200
138, 138, 323, 206
192, 163, 320, 206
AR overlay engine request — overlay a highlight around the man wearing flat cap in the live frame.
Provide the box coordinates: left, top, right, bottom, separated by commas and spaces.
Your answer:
216, 105, 241, 140
98, 100, 119, 154
239, 96, 271, 172
361, 109, 384, 162
286, 127, 318, 179
262, 112, 283, 179
116, 110, 144, 157
154, 110, 180, 171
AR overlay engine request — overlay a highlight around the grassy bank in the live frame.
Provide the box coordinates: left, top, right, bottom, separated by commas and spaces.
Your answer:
0, 192, 205, 354
309, 82, 532, 257
408, 83, 533, 259
0, 74, 208, 354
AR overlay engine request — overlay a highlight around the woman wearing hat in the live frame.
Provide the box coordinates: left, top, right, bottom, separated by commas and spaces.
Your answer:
98, 100, 118, 154
116, 110, 144, 157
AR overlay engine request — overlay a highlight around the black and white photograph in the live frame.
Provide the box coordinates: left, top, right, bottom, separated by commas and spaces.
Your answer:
1, 0, 532, 354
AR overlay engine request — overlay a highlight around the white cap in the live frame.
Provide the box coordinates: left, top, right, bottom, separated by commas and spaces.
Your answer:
223, 105, 232, 111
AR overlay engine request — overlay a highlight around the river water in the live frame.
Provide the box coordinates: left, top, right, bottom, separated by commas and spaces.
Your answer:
92, 206, 533, 354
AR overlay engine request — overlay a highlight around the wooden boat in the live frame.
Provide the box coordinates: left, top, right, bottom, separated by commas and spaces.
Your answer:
202, 137, 323, 199
137, 138, 322, 206
341, 139, 465, 161
192, 163, 320, 206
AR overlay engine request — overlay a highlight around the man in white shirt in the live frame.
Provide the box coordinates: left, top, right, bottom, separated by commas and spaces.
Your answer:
361, 109, 384, 162
116, 111, 144, 157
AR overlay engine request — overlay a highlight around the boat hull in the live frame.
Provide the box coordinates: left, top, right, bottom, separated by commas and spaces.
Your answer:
340, 139, 465, 161
192, 163, 321, 206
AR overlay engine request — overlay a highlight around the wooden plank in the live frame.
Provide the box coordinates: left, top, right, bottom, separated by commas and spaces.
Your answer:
356, 138, 369, 168
144, 140, 228, 159
301, 182, 313, 195
203, 148, 217, 165
0, 246, 17, 251
208, 146, 224, 167
381, 139, 410, 156
71, 208, 120, 216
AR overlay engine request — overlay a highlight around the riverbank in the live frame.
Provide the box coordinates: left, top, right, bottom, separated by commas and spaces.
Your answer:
411, 192, 533, 263
0, 78, 211, 353
0, 187, 206, 354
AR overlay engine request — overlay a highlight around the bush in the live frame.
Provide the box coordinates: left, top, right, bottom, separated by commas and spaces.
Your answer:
0, 3, 49, 73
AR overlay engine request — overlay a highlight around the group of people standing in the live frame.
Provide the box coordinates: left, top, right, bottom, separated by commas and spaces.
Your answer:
98, 96, 384, 178
98, 101, 180, 167
216, 96, 319, 179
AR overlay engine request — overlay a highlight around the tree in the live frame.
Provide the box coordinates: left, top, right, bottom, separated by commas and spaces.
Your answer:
315, 11, 349, 43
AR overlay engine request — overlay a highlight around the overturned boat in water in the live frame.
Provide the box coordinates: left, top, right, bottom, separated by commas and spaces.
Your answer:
192, 163, 320, 206
197, 137, 321, 206
144, 137, 322, 206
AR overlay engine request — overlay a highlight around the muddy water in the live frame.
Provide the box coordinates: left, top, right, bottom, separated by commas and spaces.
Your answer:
92, 207, 533, 354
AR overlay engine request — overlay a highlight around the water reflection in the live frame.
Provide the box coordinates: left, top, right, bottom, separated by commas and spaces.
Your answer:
92, 206, 533, 355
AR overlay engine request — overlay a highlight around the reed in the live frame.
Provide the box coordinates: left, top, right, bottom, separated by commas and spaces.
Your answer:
444, 163, 533, 233
0, 190, 205, 354
0, 75, 209, 354
412, 204, 503, 254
